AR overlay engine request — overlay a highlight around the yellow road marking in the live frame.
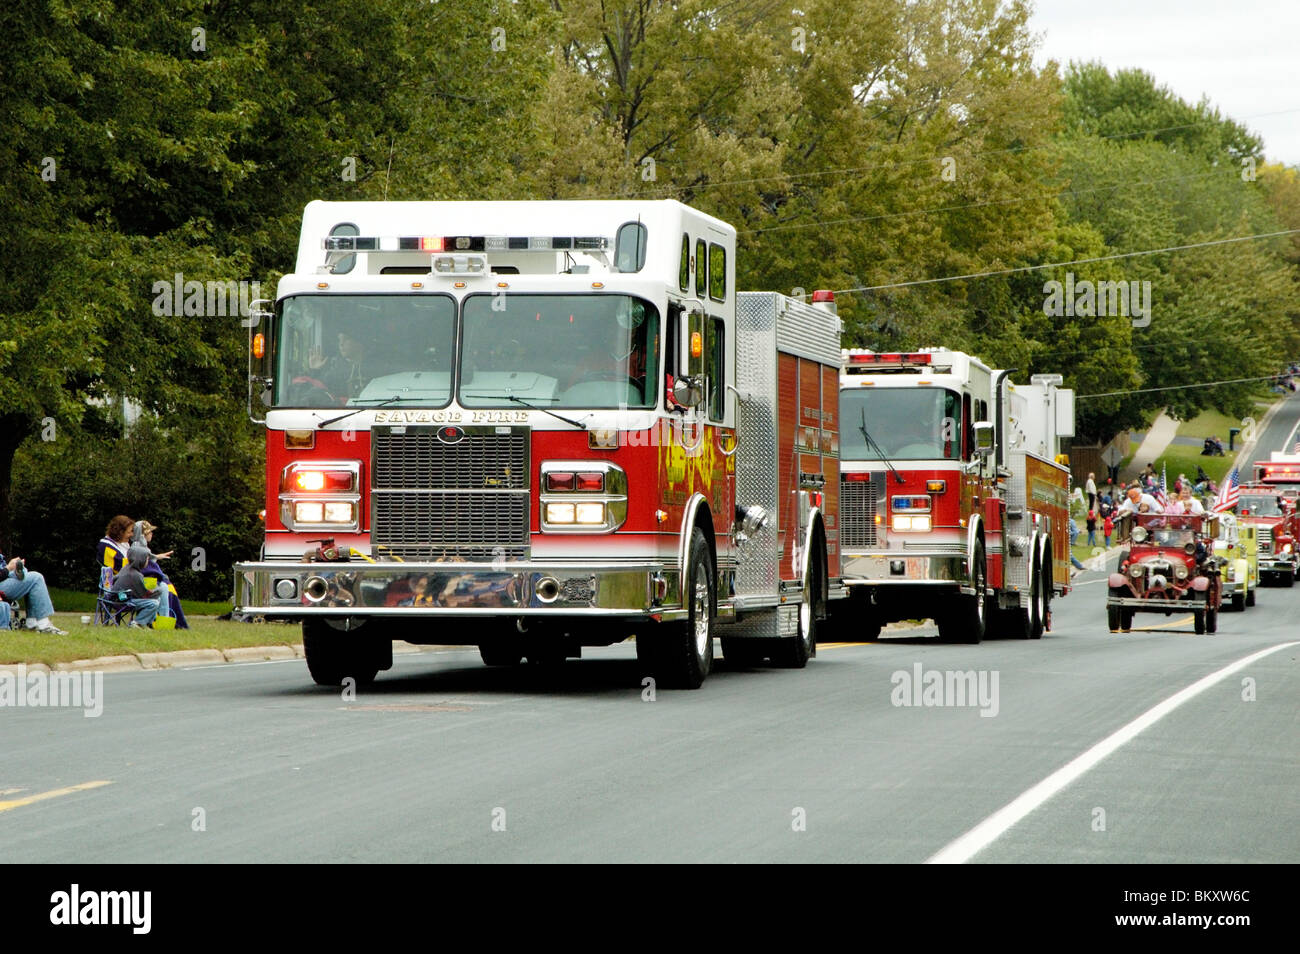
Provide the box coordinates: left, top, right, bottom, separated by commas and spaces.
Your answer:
0, 780, 112, 814
1131, 615, 1195, 631
818, 642, 875, 648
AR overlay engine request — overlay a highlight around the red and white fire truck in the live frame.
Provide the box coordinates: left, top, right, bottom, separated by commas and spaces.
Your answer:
834, 349, 1074, 642
235, 200, 845, 688
1235, 479, 1300, 586
1250, 451, 1300, 494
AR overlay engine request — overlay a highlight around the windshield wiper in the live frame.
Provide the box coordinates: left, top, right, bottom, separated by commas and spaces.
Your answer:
316, 395, 406, 429
487, 393, 587, 429
860, 407, 905, 484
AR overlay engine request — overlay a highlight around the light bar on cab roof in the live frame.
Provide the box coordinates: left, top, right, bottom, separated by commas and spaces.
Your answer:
846, 351, 932, 365
322, 235, 610, 253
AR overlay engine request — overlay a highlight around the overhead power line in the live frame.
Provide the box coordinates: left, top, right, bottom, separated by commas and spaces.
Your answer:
831, 228, 1300, 295
1079, 374, 1292, 400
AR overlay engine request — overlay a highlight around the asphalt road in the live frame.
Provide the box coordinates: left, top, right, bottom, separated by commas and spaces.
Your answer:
3, 561, 1297, 863
5, 401, 1299, 865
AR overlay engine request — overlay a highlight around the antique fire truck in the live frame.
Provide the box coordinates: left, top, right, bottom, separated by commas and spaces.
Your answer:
235, 200, 845, 688
835, 349, 1074, 642
1106, 513, 1222, 634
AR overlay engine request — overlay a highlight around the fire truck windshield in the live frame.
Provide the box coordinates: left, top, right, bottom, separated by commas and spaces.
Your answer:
839, 387, 961, 460
1240, 495, 1284, 516
459, 294, 658, 409
275, 294, 456, 408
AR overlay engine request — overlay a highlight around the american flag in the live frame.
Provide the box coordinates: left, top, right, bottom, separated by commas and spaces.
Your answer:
1154, 463, 1168, 509
1214, 467, 1241, 513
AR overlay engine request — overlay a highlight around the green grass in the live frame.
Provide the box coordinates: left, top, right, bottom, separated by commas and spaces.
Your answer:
47, 586, 232, 616
0, 617, 300, 667
1153, 445, 1234, 485
1170, 407, 1250, 442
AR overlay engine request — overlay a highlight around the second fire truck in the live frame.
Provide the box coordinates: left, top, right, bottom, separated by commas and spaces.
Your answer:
834, 349, 1075, 642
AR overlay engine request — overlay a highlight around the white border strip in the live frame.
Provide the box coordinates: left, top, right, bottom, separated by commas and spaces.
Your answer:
926, 640, 1300, 864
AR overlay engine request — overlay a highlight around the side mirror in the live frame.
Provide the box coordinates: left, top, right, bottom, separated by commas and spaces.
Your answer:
973, 421, 995, 457
672, 376, 703, 409
679, 305, 705, 379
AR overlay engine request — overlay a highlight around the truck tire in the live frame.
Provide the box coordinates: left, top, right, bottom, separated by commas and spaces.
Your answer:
938, 542, 986, 644
1107, 604, 1123, 633
1246, 586, 1256, 607
1206, 604, 1218, 633
303, 618, 384, 687
1231, 591, 1245, 612
480, 639, 523, 667
1193, 609, 1206, 634
772, 548, 821, 668
721, 637, 764, 668
1282, 570, 1295, 588
1028, 557, 1045, 639
654, 528, 715, 689
1122, 607, 1134, 631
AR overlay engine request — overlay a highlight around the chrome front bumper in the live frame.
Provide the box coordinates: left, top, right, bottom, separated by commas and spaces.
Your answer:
840, 551, 972, 594
1105, 596, 1207, 609
234, 560, 681, 617
1259, 558, 1295, 573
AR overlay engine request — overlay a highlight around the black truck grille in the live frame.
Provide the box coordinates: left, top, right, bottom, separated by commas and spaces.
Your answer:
371, 426, 530, 560
840, 478, 879, 548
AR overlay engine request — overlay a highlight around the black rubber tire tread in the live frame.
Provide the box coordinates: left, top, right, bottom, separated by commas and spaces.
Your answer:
1194, 609, 1206, 635
479, 641, 524, 667
937, 542, 986, 644
772, 544, 822, 668
654, 528, 715, 689
720, 637, 765, 668
303, 617, 380, 687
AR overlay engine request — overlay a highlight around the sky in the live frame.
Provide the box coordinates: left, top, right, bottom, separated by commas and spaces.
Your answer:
1029, 0, 1300, 166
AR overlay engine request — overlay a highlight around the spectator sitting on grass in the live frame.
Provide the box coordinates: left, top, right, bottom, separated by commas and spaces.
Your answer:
110, 545, 162, 628
0, 548, 67, 634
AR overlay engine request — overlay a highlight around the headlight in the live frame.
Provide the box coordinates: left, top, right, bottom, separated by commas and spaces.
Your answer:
891, 515, 931, 531
1131, 527, 1148, 543
1174, 565, 1189, 580
295, 502, 324, 523
574, 502, 606, 525
545, 502, 576, 524
1129, 564, 1144, 578
323, 502, 354, 523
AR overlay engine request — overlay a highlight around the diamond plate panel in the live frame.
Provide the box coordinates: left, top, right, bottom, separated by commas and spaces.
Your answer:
734, 293, 781, 597
1004, 451, 1029, 589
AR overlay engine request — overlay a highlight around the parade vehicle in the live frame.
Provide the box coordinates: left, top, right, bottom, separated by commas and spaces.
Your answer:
1236, 486, 1300, 586
835, 350, 1074, 643
1107, 512, 1222, 634
235, 199, 847, 689
1212, 512, 1258, 611
1250, 451, 1300, 493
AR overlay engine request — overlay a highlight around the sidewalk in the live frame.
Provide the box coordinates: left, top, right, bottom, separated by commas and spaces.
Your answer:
1119, 411, 1179, 481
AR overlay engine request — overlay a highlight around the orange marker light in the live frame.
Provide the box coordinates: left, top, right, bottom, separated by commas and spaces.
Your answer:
252, 333, 265, 359
690, 331, 703, 358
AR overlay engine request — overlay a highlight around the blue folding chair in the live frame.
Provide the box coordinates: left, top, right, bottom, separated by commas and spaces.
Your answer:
94, 566, 137, 626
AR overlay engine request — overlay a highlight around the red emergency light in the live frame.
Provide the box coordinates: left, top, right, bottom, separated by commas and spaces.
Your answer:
846, 352, 932, 366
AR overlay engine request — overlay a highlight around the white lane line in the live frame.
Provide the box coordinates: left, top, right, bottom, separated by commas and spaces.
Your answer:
926, 640, 1300, 864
